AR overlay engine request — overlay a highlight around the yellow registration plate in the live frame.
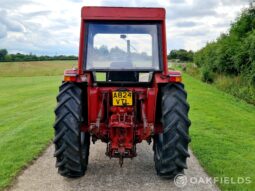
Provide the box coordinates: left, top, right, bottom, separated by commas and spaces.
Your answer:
112, 91, 133, 106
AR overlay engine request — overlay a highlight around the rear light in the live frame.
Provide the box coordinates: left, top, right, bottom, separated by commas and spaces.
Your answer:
169, 75, 182, 83
168, 71, 182, 83
64, 75, 77, 82
64, 69, 78, 82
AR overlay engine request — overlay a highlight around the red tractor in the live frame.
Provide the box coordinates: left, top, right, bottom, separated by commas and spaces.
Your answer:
53, 6, 191, 178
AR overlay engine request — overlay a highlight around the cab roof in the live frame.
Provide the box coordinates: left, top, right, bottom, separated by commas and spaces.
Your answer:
81, 6, 165, 21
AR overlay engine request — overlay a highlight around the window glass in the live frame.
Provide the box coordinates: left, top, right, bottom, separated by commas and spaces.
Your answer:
86, 23, 160, 70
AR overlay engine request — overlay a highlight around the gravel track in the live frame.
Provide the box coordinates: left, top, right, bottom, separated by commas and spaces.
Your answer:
7, 142, 220, 191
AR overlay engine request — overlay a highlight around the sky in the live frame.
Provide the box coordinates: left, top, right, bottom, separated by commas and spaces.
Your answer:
0, 0, 251, 56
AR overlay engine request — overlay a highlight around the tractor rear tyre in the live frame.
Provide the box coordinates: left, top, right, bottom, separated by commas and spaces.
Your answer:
53, 82, 90, 178
154, 83, 191, 178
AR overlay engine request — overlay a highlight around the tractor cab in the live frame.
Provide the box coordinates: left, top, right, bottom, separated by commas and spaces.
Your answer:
85, 21, 162, 83
55, 6, 190, 178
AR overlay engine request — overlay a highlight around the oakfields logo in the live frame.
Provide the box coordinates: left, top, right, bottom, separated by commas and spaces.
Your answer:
174, 174, 252, 188
174, 174, 188, 188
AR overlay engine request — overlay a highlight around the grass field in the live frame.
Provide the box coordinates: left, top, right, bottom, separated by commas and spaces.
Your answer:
0, 76, 60, 189
0, 61, 74, 189
184, 73, 255, 191
0, 60, 76, 77
0, 61, 254, 190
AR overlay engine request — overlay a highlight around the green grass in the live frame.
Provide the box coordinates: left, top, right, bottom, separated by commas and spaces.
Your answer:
0, 61, 254, 190
214, 75, 255, 105
0, 60, 76, 77
0, 61, 74, 189
0, 76, 61, 189
184, 73, 255, 191
181, 62, 255, 106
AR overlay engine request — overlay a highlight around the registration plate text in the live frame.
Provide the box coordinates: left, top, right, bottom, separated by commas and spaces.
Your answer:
112, 91, 133, 106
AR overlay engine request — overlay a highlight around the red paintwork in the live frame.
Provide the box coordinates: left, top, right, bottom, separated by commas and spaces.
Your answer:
63, 7, 182, 163
108, 107, 135, 159
81, 7, 165, 20
78, 6, 166, 75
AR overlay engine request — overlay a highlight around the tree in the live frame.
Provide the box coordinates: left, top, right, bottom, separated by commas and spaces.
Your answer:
0, 49, 8, 61
168, 50, 178, 60
168, 49, 194, 62
194, 5, 255, 83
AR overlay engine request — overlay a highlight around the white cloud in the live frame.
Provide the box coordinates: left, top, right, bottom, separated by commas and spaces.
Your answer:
0, 0, 250, 55
0, 23, 7, 39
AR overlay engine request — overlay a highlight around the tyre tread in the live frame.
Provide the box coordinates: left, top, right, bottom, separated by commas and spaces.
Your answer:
154, 83, 191, 178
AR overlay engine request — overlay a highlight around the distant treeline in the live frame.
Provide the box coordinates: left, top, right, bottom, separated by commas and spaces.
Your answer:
0, 49, 78, 62
90, 45, 151, 61
194, 5, 255, 85
168, 49, 194, 62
